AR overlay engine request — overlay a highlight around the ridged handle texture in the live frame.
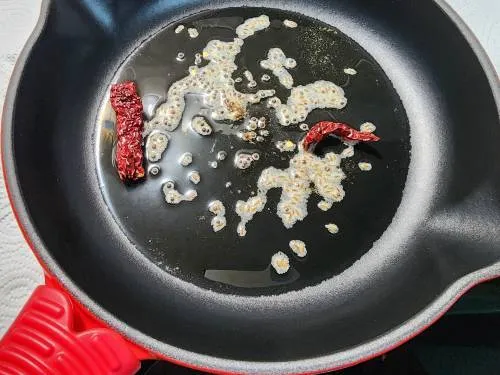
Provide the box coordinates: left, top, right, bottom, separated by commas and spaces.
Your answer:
0, 286, 140, 375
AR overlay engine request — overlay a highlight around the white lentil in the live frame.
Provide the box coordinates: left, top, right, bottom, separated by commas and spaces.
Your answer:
317, 200, 333, 211
246, 117, 258, 131
257, 117, 267, 128
237, 223, 247, 237
188, 28, 199, 38
283, 19, 298, 28
216, 151, 227, 161
208, 200, 225, 216
211, 216, 227, 232
267, 96, 282, 109
343, 68, 357, 75
188, 171, 201, 184
194, 53, 203, 65
325, 223, 339, 234
234, 152, 255, 170
179, 152, 193, 166
289, 240, 307, 257
360, 122, 376, 133
340, 146, 355, 159
271, 251, 290, 274
191, 116, 213, 136
276, 140, 296, 152
243, 70, 254, 82
145, 131, 169, 162
176, 52, 185, 62
149, 165, 161, 176
358, 161, 372, 171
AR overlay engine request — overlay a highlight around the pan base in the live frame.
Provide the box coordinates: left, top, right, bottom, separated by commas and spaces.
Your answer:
95, 7, 410, 296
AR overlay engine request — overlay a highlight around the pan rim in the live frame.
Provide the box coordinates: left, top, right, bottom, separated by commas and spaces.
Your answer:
2, 0, 500, 374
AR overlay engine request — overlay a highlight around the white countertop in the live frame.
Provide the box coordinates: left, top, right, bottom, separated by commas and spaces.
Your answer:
0, 0, 499, 337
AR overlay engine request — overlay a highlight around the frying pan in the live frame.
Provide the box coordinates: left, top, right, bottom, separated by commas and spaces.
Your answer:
1, 0, 499, 374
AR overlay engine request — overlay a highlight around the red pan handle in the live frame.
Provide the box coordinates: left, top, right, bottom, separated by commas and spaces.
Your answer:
0, 285, 141, 375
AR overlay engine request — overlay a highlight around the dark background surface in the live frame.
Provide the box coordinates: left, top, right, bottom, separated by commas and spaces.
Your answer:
138, 279, 500, 374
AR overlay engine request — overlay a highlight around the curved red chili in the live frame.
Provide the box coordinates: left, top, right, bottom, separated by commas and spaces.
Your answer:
110, 81, 145, 182
302, 121, 380, 151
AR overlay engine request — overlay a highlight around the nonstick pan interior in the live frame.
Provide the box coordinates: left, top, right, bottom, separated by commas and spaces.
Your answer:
4, 0, 500, 371
96, 7, 411, 296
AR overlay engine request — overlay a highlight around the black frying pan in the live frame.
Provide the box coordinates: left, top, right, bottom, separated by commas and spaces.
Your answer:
1, 0, 499, 374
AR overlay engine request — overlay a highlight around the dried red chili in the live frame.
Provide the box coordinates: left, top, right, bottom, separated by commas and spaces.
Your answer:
110, 81, 145, 181
302, 121, 380, 151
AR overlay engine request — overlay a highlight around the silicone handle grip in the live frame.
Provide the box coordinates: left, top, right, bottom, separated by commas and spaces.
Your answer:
0, 285, 140, 375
